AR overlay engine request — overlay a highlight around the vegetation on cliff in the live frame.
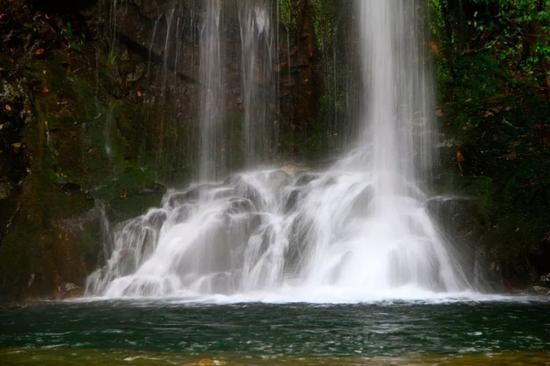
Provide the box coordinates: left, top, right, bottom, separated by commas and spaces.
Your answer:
0, 0, 163, 301
429, 0, 549, 285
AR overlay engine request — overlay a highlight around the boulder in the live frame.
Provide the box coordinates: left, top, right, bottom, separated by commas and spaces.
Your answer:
529, 286, 550, 296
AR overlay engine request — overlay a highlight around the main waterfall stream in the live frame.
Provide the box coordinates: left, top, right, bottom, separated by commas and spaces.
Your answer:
85, 0, 473, 301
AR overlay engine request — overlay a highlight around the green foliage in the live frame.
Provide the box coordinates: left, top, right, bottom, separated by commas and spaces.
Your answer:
431, 0, 548, 91
278, 0, 297, 31
309, 0, 338, 51
430, 0, 550, 281
61, 22, 85, 51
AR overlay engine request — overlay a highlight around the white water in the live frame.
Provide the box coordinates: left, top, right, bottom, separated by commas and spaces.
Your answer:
199, 0, 224, 181
86, 0, 474, 301
239, 0, 276, 166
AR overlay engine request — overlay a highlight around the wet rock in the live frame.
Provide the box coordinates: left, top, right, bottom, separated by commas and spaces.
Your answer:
285, 189, 300, 213
63, 282, 79, 292
227, 197, 255, 214
269, 169, 292, 188
0, 181, 12, 200
295, 172, 319, 186
281, 163, 305, 174
225, 176, 262, 207
60, 282, 83, 299
10, 142, 23, 152
529, 286, 550, 295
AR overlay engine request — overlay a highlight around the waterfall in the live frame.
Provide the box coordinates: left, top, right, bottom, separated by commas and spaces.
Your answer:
199, 0, 225, 181
360, 0, 435, 195
238, 0, 276, 166
86, 0, 474, 301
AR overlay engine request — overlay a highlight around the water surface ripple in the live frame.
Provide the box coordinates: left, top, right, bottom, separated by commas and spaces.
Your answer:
1, 301, 549, 359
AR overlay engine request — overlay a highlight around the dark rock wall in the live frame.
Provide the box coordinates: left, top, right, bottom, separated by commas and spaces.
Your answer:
0, 0, 164, 301
0, 0, 323, 301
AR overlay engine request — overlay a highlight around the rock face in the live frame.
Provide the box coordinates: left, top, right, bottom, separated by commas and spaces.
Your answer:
0, 0, 322, 302
0, 0, 164, 301
278, 0, 320, 158
530, 286, 550, 296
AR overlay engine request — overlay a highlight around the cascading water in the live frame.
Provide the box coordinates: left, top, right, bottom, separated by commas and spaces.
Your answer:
238, 0, 276, 166
199, 0, 224, 181
86, 0, 474, 301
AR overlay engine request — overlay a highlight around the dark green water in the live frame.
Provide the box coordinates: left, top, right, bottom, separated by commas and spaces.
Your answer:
1, 300, 549, 364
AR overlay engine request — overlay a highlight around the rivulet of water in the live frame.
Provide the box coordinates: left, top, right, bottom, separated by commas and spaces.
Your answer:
198, 0, 225, 181
238, 0, 277, 167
